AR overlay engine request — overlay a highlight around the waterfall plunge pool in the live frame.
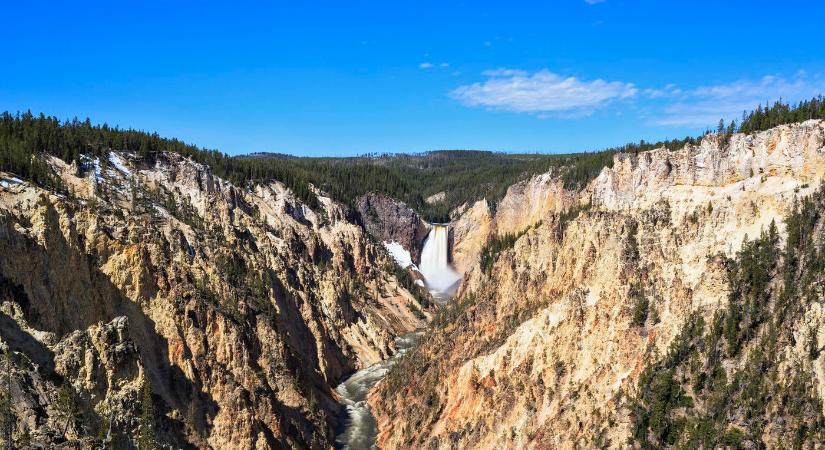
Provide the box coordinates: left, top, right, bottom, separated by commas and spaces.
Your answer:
418, 224, 462, 304
334, 224, 460, 448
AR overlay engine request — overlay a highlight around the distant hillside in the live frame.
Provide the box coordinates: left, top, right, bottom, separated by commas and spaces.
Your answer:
234, 96, 825, 221
3, 96, 824, 222
247, 150, 615, 222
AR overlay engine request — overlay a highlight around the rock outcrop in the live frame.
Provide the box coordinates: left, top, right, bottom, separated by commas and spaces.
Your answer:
449, 171, 577, 276
370, 120, 825, 448
494, 172, 578, 236
449, 200, 492, 274
0, 151, 429, 449
355, 192, 430, 262
425, 192, 446, 205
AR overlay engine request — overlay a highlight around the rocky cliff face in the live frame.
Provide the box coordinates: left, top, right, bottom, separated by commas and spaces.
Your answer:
355, 192, 430, 263
0, 151, 428, 448
370, 120, 825, 448
449, 200, 492, 275
493, 172, 578, 236
449, 170, 578, 276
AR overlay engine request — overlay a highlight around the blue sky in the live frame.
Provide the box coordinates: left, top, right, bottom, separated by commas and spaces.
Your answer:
3, 1, 824, 156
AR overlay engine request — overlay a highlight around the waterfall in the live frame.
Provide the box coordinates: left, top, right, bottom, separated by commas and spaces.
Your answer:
419, 224, 462, 302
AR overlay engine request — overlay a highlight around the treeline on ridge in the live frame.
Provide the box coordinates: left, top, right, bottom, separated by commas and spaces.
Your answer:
0, 112, 321, 207
2, 96, 825, 222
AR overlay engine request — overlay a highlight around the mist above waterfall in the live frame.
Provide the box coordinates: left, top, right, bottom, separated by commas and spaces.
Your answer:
419, 225, 462, 301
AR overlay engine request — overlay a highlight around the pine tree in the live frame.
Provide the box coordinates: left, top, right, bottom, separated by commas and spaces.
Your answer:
0, 350, 15, 450
726, 120, 736, 135
57, 380, 80, 439
138, 381, 156, 450
97, 410, 115, 450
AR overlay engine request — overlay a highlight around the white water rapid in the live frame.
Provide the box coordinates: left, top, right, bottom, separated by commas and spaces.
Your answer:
334, 332, 422, 449
418, 224, 462, 303
334, 226, 461, 448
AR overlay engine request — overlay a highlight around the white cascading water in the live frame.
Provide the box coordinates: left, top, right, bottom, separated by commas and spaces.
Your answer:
418, 224, 462, 302
334, 226, 461, 448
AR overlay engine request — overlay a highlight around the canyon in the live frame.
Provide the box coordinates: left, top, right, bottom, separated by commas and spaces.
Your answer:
370, 120, 825, 448
0, 151, 430, 448
1, 119, 825, 448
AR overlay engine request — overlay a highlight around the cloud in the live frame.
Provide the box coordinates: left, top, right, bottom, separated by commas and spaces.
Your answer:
482, 68, 527, 77
449, 69, 637, 116
450, 68, 825, 126
584, 0, 605, 4
642, 84, 681, 99
652, 74, 823, 127
420, 62, 450, 71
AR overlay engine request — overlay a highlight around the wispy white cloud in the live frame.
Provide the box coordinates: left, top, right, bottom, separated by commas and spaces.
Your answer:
584, 0, 606, 4
420, 62, 451, 71
642, 84, 681, 99
449, 69, 637, 116
482, 68, 526, 77
652, 74, 823, 126
450, 67, 824, 125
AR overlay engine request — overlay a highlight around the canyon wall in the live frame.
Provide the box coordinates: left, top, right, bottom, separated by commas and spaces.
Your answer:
371, 120, 825, 448
355, 192, 430, 263
449, 171, 577, 278
0, 151, 429, 448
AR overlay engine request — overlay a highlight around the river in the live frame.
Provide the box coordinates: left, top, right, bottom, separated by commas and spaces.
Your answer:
333, 332, 422, 449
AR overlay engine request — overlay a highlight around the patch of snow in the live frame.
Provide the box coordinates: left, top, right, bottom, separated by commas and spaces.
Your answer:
108, 152, 132, 175
154, 204, 171, 219
112, 183, 129, 195
383, 241, 414, 269
93, 158, 103, 181
0, 177, 23, 189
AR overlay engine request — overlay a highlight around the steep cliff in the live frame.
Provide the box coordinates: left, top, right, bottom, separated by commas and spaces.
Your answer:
0, 150, 429, 448
449, 200, 492, 275
370, 120, 825, 448
355, 192, 431, 263
449, 170, 578, 276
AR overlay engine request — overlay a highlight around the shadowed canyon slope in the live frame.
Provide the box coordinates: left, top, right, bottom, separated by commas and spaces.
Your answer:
0, 151, 429, 448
